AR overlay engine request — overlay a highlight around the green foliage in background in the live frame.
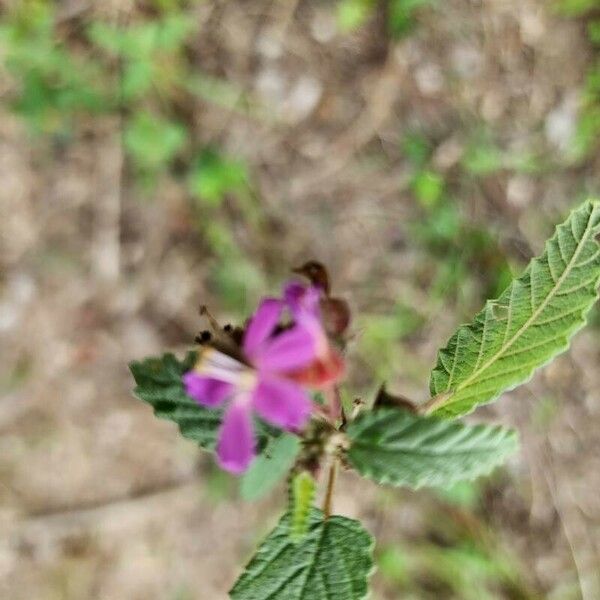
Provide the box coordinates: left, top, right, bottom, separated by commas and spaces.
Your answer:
554, 0, 600, 159
461, 130, 545, 176
554, 0, 598, 17
0, 2, 108, 133
337, 0, 374, 32
403, 131, 515, 306
187, 148, 265, 314
378, 479, 537, 599
87, 10, 198, 183
576, 63, 600, 159
188, 149, 249, 208
337, 0, 436, 37
87, 13, 195, 102
378, 539, 531, 599
388, 0, 436, 38
358, 302, 424, 381
1, 2, 195, 172
124, 111, 186, 177
0, 1, 268, 316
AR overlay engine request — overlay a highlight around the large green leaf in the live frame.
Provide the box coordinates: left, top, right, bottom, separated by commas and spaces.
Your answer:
230, 509, 374, 600
429, 200, 600, 417
129, 352, 274, 453
240, 434, 301, 501
346, 408, 518, 489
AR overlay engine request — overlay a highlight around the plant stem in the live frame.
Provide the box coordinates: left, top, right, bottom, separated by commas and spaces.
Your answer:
419, 391, 451, 415
326, 385, 342, 421
199, 305, 222, 332
323, 459, 338, 519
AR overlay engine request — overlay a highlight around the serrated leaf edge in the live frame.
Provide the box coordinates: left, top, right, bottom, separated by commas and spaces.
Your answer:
430, 199, 600, 416
347, 409, 519, 490
230, 511, 376, 600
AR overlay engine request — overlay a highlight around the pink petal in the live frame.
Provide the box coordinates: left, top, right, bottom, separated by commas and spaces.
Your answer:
284, 281, 320, 317
253, 376, 312, 431
283, 282, 325, 351
183, 373, 233, 407
243, 298, 283, 358
283, 282, 306, 310
216, 399, 255, 475
287, 348, 345, 389
255, 325, 317, 373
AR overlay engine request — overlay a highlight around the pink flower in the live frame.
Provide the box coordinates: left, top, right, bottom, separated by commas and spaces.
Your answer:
283, 282, 345, 388
183, 298, 319, 474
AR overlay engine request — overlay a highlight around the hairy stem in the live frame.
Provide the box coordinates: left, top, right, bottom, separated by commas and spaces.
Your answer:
326, 385, 342, 421
419, 391, 451, 415
323, 459, 338, 519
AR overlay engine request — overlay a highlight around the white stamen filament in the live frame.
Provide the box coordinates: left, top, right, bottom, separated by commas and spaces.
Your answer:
194, 348, 257, 390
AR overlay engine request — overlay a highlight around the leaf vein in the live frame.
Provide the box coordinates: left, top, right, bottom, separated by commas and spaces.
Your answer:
500, 332, 567, 359
556, 275, 600, 296
446, 206, 595, 400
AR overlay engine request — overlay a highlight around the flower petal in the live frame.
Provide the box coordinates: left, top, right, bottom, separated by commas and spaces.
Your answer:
253, 376, 312, 430
255, 325, 317, 373
243, 298, 283, 357
284, 281, 320, 317
283, 281, 305, 310
283, 282, 326, 354
216, 399, 255, 475
287, 347, 345, 389
183, 372, 233, 407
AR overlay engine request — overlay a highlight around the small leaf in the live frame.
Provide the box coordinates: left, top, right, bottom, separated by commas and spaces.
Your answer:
240, 434, 301, 501
124, 111, 186, 170
346, 408, 518, 489
129, 352, 274, 454
130, 351, 219, 449
429, 199, 600, 417
290, 472, 316, 541
188, 148, 248, 208
230, 509, 374, 600
337, 0, 371, 32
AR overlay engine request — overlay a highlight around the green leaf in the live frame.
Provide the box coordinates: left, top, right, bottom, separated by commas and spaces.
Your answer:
290, 472, 316, 541
124, 111, 186, 170
388, 0, 434, 38
230, 509, 374, 600
129, 351, 221, 450
402, 131, 432, 166
553, 0, 597, 17
240, 434, 300, 501
346, 408, 518, 489
429, 200, 600, 418
336, 0, 373, 32
411, 170, 445, 209
129, 352, 274, 454
188, 148, 248, 208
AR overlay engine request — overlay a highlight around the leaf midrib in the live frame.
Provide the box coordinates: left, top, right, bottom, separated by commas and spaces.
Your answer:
442, 207, 595, 404
297, 522, 328, 600
351, 441, 507, 458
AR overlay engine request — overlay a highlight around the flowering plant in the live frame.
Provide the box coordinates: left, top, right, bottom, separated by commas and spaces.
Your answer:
130, 200, 600, 599
183, 280, 344, 474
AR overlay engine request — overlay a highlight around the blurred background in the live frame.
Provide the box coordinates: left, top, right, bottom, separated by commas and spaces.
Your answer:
1, 0, 600, 598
